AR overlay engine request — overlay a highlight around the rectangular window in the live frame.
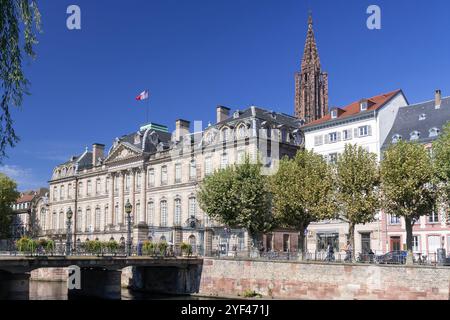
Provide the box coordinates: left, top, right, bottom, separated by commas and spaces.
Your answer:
125, 174, 130, 191
189, 160, 196, 180
389, 215, 401, 225
314, 135, 323, 146
148, 169, 155, 187
136, 172, 141, 190
161, 166, 168, 185
87, 180, 92, 196
189, 197, 197, 219
428, 211, 439, 223
60, 185, 65, 200
68, 184, 72, 199
160, 201, 168, 227
114, 176, 118, 193
220, 153, 228, 169
412, 235, 420, 252
428, 235, 441, 254
343, 129, 352, 141
329, 132, 338, 143
358, 125, 370, 137
78, 183, 83, 197
53, 187, 58, 201
175, 164, 182, 183
328, 153, 338, 164
105, 178, 110, 194
96, 179, 101, 195
205, 157, 212, 176
147, 202, 154, 226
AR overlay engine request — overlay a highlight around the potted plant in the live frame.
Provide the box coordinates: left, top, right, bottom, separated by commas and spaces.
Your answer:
180, 242, 193, 257
158, 241, 168, 257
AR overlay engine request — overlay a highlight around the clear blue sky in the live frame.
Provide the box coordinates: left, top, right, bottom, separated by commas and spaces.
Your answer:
1, 0, 449, 191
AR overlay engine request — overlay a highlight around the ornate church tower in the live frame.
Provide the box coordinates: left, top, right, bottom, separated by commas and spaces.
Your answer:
294, 13, 329, 123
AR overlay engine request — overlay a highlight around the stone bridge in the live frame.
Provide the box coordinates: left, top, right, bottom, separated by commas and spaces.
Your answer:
0, 256, 203, 300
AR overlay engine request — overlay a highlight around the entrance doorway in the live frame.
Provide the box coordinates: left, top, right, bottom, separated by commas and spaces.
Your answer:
361, 233, 371, 253
390, 236, 401, 251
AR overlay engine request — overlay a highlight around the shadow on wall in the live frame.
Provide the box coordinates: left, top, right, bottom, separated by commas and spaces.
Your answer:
128, 263, 204, 295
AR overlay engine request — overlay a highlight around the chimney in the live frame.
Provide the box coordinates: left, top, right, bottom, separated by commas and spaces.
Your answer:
435, 89, 442, 109
92, 143, 105, 166
175, 119, 190, 141
216, 106, 230, 123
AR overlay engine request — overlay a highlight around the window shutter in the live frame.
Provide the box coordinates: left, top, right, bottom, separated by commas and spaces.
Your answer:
324, 134, 330, 144
354, 128, 359, 138
368, 125, 372, 136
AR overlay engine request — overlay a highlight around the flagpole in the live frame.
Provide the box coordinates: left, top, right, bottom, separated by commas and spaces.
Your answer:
146, 90, 149, 124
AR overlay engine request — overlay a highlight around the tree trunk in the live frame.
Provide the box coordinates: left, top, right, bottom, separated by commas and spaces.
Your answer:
349, 223, 355, 263
298, 226, 306, 260
404, 217, 414, 265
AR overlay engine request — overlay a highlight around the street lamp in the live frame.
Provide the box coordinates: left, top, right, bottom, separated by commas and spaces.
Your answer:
124, 200, 133, 256
66, 207, 73, 256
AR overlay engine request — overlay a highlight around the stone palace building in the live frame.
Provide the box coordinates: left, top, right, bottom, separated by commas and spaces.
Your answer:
40, 106, 303, 255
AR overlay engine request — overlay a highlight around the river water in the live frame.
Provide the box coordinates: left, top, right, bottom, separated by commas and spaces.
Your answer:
29, 281, 217, 300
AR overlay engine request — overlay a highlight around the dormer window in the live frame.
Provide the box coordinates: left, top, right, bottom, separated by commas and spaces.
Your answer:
233, 111, 240, 119
419, 114, 426, 121
392, 134, 402, 144
410, 131, 420, 141
429, 127, 440, 138
360, 99, 368, 111
331, 109, 338, 119
134, 133, 141, 144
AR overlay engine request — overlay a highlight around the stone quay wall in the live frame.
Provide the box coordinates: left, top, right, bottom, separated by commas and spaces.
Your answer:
198, 258, 450, 300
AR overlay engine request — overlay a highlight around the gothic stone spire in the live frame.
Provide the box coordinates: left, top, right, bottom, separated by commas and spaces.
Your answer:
295, 13, 329, 124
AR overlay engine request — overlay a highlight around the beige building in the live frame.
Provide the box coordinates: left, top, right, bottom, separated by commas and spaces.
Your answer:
42, 105, 302, 255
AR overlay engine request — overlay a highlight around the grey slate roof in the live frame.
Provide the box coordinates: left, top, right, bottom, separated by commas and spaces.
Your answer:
382, 97, 450, 150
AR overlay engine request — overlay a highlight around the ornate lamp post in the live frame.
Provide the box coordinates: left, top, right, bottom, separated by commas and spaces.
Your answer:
124, 200, 133, 256
66, 207, 73, 256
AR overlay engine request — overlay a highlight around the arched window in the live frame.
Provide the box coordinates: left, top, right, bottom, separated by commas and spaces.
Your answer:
160, 235, 166, 242
147, 201, 154, 226
237, 125, 247, 139
189, 235, 197, 253
221, 128, 229, 142
76, 208, 82, 232
95, 207, 101, 231
174, 198, 182, 226
189, 197, 197, 219
160, 200, 168, 227
40, 208, 46, 231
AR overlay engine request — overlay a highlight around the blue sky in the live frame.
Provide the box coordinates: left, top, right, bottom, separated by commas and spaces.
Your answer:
1, 0, 450, 191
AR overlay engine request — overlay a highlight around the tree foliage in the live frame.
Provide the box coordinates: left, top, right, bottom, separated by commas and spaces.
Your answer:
381, 140, 436, 260
335, 144, 380, 257
270, 150, 336, 253
0, 0, 41, 160
0, 172, 20, 237
198, 157, 274, 243
433, 122, 450, 203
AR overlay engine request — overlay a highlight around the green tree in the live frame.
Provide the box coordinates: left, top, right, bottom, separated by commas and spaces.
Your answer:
0, 0, 41, 160
433, 122, 450, 205
198, 157, 274, 251
381, 141, 436, 264
270, 150, 337, 258
0, 173, 20, 238
335, 145, 380, 261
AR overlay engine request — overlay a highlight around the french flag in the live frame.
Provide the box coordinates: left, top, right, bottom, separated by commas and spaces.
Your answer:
136, 90, 149, 101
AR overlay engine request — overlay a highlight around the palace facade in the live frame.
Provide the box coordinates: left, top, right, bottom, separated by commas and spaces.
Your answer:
41, 106, 303, 255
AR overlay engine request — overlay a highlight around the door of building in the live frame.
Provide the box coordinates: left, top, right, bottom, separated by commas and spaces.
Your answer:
361, 233, 371, 253
390, 236, 401, 251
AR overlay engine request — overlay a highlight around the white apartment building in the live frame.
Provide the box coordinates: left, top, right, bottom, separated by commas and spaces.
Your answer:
301, 89, 409, 254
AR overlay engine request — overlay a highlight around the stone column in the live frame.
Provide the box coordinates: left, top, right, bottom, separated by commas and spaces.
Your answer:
139, 167, 147, 224
109, 173, 115, 228
119, 171, 125, 226
130, 169, 136, 223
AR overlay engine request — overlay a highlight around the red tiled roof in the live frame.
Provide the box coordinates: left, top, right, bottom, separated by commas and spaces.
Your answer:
16, 194, 34, 204
303, 89, 402, 127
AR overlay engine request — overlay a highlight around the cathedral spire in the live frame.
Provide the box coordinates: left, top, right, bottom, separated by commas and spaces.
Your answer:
302, 12, 320, 69
294, 13, 329, 123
